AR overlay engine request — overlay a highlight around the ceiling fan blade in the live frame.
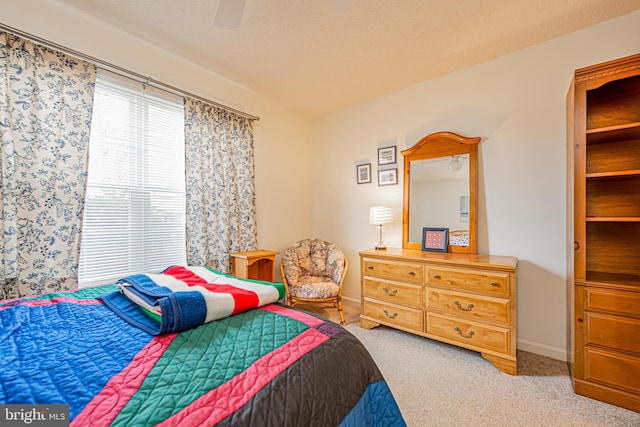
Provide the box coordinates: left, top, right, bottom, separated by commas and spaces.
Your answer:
214, 0, 247, 30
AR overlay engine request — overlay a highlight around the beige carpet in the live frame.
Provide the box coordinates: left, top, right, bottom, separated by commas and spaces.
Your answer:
297, 303, 640, 427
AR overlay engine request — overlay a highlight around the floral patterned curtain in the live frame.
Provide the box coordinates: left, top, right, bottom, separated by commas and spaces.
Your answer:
184, 98, 257, 272
0, 33, 96, 299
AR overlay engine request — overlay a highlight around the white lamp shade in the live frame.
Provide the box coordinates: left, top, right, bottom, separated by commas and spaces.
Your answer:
369, 206, 393, 225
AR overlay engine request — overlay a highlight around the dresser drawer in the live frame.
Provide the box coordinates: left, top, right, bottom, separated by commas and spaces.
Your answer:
425, 266, 510, 296
362, 259, 423, 283
585, 312, 640, 354
425, 289, 510, 325
426, 312, 510, 354
363, 278, 422, 308
585, 347, 640, 394
363, 299, 423, 331
585, 287, 640, 317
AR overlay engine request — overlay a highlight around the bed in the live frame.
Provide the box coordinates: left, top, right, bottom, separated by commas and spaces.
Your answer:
0, 266, 405, 426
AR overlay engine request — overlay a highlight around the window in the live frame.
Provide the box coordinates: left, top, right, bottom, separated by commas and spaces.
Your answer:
78, 72, 186, 286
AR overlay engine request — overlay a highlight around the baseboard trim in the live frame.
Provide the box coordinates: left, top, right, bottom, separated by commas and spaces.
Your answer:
518, 338, 567, 362
343, 296, 361, 306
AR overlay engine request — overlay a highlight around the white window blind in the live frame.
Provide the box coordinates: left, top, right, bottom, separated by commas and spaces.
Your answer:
78, 72, 186, 286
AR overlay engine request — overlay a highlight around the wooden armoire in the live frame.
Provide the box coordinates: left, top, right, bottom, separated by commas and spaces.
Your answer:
566, 53, 640, 412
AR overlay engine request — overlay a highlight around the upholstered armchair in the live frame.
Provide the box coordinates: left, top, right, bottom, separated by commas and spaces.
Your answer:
280, 238, 348, 325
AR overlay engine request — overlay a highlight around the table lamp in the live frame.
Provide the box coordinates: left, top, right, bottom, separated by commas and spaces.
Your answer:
369, 206, 393, 250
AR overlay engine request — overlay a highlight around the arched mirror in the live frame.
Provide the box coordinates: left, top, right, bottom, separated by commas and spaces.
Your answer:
401, 132, 479, 253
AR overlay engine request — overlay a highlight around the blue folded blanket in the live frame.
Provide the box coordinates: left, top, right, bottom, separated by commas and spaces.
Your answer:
100, 265, 285, 335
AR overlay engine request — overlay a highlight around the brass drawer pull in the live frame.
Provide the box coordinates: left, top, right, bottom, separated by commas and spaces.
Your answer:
382, 286, 397, 296
490, 281, 499, 287
454, 326, 474, 339
383, 309, 398, 319
367, 265, 374, 270
408, 271, 416, 276
432, 273, 441, 279
453, 300, 474, 311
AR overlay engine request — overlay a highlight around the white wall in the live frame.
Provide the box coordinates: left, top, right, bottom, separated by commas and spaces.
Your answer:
312, 11, 640, 361
2, 0, 314, 268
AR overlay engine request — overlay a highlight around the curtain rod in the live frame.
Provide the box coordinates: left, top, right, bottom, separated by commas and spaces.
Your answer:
0, 23, 259, 121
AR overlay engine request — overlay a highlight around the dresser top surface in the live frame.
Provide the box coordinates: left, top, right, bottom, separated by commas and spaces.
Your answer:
359, 247, 517, 270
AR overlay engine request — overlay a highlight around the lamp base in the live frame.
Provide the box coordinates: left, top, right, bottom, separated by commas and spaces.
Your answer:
374, 224, 387, 250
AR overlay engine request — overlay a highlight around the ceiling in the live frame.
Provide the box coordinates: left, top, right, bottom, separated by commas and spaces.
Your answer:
54, 0, 640, 117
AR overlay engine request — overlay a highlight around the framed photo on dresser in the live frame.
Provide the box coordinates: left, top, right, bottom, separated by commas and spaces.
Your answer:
421, 227, 449, 252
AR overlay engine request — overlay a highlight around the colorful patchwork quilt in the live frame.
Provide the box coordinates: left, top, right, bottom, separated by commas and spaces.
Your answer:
0, 273, 406, 426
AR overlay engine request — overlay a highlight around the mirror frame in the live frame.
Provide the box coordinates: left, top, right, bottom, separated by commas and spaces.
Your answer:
401, 131, 480, 253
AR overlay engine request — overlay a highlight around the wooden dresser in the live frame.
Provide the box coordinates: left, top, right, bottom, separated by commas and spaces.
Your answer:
360, 248, 518, 375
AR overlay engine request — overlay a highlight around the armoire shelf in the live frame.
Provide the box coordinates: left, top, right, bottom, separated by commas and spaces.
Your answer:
586, 171, 640, 178
581, 272, 640, 289
586, 121, 640, 138
586, 217, 640, 222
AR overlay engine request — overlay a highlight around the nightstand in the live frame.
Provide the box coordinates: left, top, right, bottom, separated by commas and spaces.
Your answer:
229, 249, 280, 282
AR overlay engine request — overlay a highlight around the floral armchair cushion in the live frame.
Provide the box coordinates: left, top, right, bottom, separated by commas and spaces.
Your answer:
282, 238, 346, 299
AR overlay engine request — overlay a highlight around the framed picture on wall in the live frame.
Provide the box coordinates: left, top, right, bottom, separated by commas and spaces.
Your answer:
378, 168, 398, 186
460, 195, 469, 223
356, 163, 372, 184
421, 227, 449, 252
378, 146, 397, 165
